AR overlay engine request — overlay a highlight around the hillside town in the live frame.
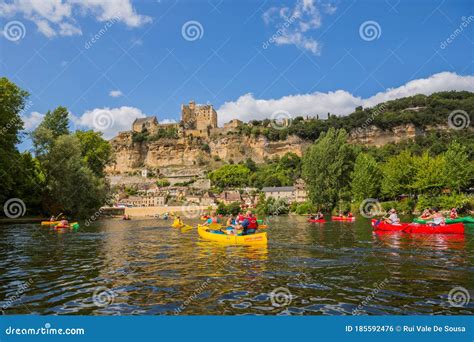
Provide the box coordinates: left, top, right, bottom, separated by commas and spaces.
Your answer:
109, 100, 307, 211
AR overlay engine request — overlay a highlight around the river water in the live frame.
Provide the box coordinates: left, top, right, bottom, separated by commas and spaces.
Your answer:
1, 216, 472, 315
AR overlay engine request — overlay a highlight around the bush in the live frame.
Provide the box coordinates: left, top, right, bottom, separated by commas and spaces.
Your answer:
380, 198, 415, 214
294, 201, 315, 215
416, 194, 472, 212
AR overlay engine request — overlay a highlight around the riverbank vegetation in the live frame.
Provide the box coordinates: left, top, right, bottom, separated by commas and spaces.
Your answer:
0, 78, 111, 218
302, 128, 473, 213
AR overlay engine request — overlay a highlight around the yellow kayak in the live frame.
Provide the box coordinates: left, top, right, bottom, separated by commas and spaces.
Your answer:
197, 225, 267, 246
171, 221, 192, 229
41, 221, 61, 225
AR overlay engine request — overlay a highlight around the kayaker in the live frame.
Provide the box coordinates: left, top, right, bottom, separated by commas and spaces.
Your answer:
59, 219, 69, 228
310, 212, 324, 220
383, 208, 400, 224
204, 212, 219, 226
173, 216, 184, 227
348, 212, 354, 218
224, 216, 238, 235
420, 208, 431, 219
428, 207, 445, 226
242, 210, 258, 235
450, 208, 458, 219
236, 212, 246, 224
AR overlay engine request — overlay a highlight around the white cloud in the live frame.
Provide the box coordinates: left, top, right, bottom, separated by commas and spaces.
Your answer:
217, 72, 474, 125
21, 111, 44, 131
109, 90, 123, 98
0, 0, 151, 38
262, 0, 336, 55
75, 106, 146, 139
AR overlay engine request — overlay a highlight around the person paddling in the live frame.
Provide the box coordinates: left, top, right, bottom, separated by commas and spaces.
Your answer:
204, 212, 220, 226
383, 208, 400, 224
241, 210, 258, 235
427, 207, 445, 226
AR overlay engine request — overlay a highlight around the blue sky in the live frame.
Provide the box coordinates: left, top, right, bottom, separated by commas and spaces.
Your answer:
0, 0, 473, 148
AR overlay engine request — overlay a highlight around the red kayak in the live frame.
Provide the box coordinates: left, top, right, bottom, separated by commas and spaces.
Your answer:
371, 219, 409, 231
308, 219, 326, 223
332, 216, 355, 222
371, 219, 464, 234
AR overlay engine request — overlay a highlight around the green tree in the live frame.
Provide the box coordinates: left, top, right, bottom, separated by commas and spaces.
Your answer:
40, 106, 70, 136
32, 106, 70, 157
0, 78, 28, 205
351, 153, 381, 201
208, 164, 251, 188
43, 135, 108, 217
411, 152, 446, 194
380, 151, 415, 198
302, 128, 354, 210
443, 141, 473, 192
75, 130, 112, 177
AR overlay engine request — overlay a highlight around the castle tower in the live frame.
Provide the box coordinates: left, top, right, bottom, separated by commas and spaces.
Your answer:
180, 100, 218, 131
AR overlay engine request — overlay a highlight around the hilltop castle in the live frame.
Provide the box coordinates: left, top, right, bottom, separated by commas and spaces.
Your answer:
132, 100, 220, 138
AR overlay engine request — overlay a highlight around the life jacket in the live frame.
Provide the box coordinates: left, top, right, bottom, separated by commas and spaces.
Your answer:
247, 216, 258, 229
237, 214, 245, 223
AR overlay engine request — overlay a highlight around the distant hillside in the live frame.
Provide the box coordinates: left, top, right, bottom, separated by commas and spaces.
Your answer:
234, 91, 474, 141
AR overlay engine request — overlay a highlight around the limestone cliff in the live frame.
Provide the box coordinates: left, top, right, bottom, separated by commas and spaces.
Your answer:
106, 132, 308, 175
107, 124, 455, 176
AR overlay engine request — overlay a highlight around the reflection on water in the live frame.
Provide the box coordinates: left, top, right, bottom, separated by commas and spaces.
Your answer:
0, 217, 472, 315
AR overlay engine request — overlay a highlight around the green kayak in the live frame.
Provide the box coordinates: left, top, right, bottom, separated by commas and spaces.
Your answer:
413, 217, 474, 224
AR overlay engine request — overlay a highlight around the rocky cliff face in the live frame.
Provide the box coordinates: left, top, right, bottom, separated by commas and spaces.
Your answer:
107, 124, 452, 176
106, 132, 308, 174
